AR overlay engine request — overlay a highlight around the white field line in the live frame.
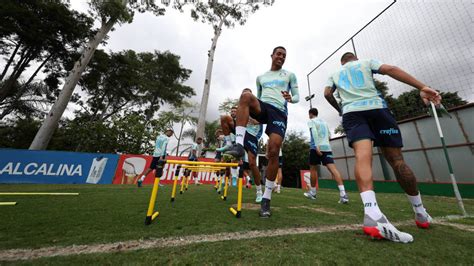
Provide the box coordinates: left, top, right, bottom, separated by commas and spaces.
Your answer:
0, 215, 472, 262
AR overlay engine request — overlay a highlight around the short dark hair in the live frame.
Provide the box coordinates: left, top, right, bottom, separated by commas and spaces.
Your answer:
231, 106, 238, 110
272, 46, 286, 55
309, 108, 318, 116
197, 137, 203, 141
340, 52, 355, 62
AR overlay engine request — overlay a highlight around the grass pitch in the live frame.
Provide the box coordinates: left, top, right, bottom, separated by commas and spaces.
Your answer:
0, 183, 473, 265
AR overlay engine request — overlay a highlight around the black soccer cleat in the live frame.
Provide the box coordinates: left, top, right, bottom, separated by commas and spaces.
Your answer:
259, 198, 271, 218
224, 143, 245, 160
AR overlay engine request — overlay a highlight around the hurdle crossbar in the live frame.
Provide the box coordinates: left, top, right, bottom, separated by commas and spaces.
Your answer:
0, 192, 79, 196
0, 202, 17, 206
166, 160, 238, 167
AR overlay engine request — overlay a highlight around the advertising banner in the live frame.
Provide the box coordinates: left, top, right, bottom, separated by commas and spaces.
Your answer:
300, 170, 318, 190
0, 149, 119, 184
112, 155, 222, 185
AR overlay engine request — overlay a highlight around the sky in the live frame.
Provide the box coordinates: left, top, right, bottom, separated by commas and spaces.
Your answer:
67, 0, 472, 152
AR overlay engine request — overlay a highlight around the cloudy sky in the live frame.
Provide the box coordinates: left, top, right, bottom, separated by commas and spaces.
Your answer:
69, 0, 471, 151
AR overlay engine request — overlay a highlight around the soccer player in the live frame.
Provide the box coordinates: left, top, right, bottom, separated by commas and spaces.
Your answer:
226, 46, 300, 218
324, 52, 441, 243
305, 108, 348, 203
217, 106, 238, 152
244, 115, 264, 202
189, 137, 204, 185
137, 128, 174, 187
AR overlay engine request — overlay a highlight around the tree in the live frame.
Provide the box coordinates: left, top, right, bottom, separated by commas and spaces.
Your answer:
0, 0, 93, 115
77, 49, 194, 122
281, 131, 309, 188
191, 0, 273, 139
218, 97, 238, 114
29, 0, 169, 150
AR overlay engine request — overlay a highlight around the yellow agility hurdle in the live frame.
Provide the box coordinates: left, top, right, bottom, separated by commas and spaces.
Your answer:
0, 202, 17, 206
145, 159, 241, 225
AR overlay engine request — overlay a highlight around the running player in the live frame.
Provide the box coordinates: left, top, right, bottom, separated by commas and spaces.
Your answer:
137, 128, 173, 187
226, 46, 300, 218
305, 108, 348, 203
189, 137, 203, 185
324, 52, 441, 243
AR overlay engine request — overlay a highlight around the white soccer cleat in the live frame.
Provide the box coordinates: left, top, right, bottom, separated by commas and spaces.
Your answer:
304, 192, 316, 200
415, 211, 433, 229
363, 215, 414, 243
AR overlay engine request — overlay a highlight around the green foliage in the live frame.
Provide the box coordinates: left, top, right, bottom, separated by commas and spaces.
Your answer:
218, 98, 238, 114
78, 49, 194, 121
282, 131, 310, 187
190, 1, 271, 29
0, 0, 93, 111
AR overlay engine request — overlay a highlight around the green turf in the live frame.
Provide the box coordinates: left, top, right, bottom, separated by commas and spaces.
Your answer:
0, 184, 473, 264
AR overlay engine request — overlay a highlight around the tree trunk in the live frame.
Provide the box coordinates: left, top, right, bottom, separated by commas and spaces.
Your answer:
29, 18, 116, 150
0, 41, 21, 81
196, 19, 224, 140
23, 54, 53, 88
175, 118, 186, 156
0, 48, 35, 102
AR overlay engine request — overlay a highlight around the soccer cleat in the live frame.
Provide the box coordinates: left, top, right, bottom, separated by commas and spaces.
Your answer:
259, 198, 271, 218
415, 212, 433, 229
224, 143, 245, 160
304, 192, 316, 200
276, 186, 281, 194
363, 215, 414, 243
255, 192, 263, 203
338, 194, 349, 204
137, 180, 142, 187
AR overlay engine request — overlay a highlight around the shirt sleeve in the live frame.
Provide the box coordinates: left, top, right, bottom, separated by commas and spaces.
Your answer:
289, 72, 299, 103
256, 76, 262, 99
326, 76, 335, 88
310, 122, 320, 148
369, 59, 382, 73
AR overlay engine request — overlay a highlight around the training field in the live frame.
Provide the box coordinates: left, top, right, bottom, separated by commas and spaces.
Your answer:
0, 184, 473, 265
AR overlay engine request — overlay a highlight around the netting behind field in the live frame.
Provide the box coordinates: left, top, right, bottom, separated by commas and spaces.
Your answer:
307, 0, 473, 112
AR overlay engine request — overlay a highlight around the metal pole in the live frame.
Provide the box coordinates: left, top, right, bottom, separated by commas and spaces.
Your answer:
307, 75, 313, 108
430, 102, 467, 216
351, 38, 357, 57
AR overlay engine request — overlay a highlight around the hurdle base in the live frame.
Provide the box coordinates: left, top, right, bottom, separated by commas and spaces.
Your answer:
180, 191, 183, 194
145, 211, 160, 225
171, 198, 175, 202
221, 196, 226, 201
229, 207, 241, 218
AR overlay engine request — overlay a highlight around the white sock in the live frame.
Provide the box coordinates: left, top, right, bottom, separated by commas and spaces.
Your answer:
235, 126, 246, 145
263, 178, 275, 200
310, 186, 316, 196
256, 185, 262, 194
407, 193, 426, 214
139, 175, 145, 182
338, 185, 346, 197
360, 190, 383, 220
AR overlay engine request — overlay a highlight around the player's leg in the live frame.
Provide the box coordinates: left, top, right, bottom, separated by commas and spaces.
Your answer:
382, 147, 432, 228
248, 145, 263, 203
324, 156, 348, 203
138, 158, 158, 187
259, 132, 283, 218
226, 91, 262, 159
274, 159, 283, 193
350, 111, 413, 243
305, 164, 318, 200
217, 115, 235, 152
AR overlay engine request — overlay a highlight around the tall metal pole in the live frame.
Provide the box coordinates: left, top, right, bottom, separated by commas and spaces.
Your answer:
430, 102, 467, 216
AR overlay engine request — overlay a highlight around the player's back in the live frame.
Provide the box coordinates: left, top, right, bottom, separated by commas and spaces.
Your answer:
328, 59, 387, 114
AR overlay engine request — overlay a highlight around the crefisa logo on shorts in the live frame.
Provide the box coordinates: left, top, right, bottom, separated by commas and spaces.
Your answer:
379, 128, 399, 135
273, 121, 286, 129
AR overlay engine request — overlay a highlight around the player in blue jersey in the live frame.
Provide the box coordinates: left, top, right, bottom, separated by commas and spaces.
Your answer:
324, 52, 441, 243
137, 128, 173, 187
226, 46, 300, 218
305, 108, 348, 203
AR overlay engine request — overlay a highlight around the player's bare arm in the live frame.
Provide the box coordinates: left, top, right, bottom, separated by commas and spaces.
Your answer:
378, 64, 441, 105
324, 86, 342, 114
